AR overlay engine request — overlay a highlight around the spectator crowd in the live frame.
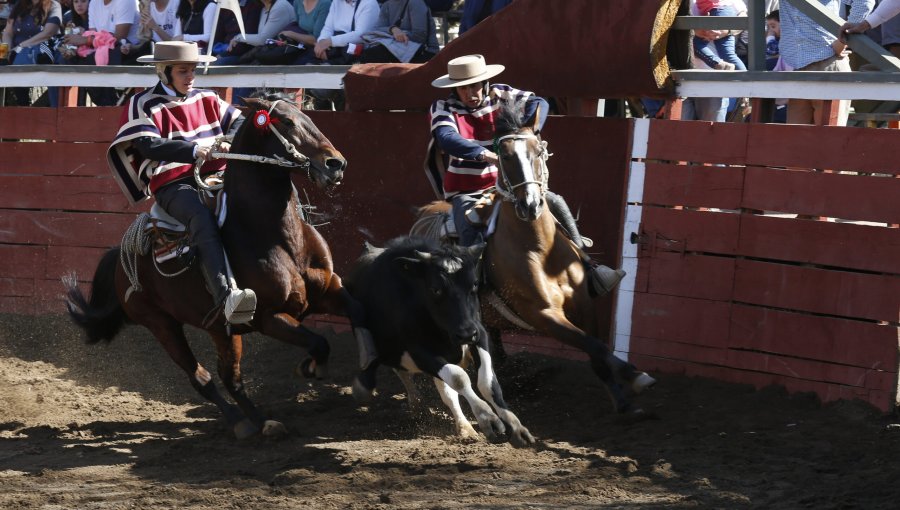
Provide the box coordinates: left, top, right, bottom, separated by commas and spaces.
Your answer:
0, 0, 495, 106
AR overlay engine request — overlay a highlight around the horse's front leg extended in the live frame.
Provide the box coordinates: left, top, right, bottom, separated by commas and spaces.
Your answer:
257, 312, 330, 379
525, 308, 654, 413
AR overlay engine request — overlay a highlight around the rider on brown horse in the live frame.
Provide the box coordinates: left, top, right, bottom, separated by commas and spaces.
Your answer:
425, 54, 625, 296
106, 41, 256, 325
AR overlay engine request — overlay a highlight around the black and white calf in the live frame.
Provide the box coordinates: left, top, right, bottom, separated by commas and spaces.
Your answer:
346, 237, 534, 446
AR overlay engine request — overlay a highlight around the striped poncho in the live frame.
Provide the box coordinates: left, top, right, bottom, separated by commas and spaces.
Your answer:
107, 85, 242, 204
426, 84, 532, 199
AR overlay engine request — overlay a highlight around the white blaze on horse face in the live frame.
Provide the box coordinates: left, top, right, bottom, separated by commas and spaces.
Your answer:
513, 138, 543, 217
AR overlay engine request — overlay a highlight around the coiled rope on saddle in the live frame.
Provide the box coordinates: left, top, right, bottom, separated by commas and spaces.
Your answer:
120, 212, 152, 302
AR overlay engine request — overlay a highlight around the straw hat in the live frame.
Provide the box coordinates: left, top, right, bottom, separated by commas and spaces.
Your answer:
137, 41, 216, 64
431, 54, 505, 88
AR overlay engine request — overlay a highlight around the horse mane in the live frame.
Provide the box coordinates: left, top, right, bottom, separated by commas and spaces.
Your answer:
249, 91, 300, 106
494, 101, 528, 135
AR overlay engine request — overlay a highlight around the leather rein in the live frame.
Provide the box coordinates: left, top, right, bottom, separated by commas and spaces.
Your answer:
194, 99, 312, 191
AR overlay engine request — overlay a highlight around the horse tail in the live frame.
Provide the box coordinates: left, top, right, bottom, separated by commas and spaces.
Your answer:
410, 200, 451, 241
64, 247, 126, 345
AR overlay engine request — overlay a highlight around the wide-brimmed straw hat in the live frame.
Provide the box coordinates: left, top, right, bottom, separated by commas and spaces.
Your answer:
431, 54, 505, 88
137, 41, 216, 64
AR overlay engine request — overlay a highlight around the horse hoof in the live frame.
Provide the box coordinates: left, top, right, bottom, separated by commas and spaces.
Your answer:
631, 372, 657, 394
296, 358, 317, 379
233, 419, 259, 440
351, 376, 375, 403
262, 420, 287, 437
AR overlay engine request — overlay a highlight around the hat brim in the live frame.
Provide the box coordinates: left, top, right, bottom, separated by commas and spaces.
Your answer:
136, 54, 217, 64
431, 64, 505, 88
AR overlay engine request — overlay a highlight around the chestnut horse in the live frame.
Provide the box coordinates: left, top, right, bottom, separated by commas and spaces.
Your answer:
65, 97, 365, 438
412, 103, 655, 414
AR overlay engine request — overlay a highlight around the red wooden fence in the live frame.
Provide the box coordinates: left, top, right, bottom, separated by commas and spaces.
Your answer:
3, 106, 898, 412
619, 119, 900, 411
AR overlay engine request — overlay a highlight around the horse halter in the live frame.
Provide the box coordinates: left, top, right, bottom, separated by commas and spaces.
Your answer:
493, 133, 552, 203
260, 99, 311, 169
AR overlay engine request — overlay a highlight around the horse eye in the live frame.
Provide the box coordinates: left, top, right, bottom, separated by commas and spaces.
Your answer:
432, 287, 443, 297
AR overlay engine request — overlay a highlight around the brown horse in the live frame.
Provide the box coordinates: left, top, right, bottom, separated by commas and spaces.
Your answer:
65, 96, 365, 438
412, 103, 655, 414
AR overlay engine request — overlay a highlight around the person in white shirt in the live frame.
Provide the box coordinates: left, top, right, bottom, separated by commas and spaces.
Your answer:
142, 0, 183, 42
314, 0, 378, 61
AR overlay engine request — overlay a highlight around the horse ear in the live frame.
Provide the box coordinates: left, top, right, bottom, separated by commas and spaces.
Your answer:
242, 97, 264, 110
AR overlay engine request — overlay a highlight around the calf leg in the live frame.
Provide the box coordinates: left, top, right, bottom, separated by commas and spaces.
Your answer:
433, 377, 479, 440
393, 369, 423, 411
435, 364, 506, 442
473, 344, 535, 447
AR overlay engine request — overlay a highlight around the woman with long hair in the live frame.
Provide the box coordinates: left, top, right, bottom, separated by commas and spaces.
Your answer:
1, 0, 62, 104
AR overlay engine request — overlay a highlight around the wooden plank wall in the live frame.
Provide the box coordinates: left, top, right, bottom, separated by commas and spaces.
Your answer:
0, 107, 632, 353
629, 120, 900, 411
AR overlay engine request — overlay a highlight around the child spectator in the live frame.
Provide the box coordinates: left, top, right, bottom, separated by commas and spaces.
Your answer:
693, 0, 748, 71
765, 9, 780, 70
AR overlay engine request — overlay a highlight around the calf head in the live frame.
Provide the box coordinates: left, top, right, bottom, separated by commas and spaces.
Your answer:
393, 243, 486, 345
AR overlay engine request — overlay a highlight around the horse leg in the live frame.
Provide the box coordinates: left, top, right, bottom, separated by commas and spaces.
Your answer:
209, 331, 286, 438
472, 335, 535, 447
527, 309, 655, 413
257, 312, 330, 379
146, 318, 249, 436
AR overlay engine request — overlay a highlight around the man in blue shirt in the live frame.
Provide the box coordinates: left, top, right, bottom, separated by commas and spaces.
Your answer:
780, 0, 873, 124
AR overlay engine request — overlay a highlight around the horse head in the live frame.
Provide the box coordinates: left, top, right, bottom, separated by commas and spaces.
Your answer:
241, 96, 347, 192
494, 102, 549, 222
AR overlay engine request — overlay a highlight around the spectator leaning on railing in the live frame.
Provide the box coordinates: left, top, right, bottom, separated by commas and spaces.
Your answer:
841, 0, 900, 37
780, 0, 873, 125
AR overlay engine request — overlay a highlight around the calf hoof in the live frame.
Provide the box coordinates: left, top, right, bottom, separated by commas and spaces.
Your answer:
631, 372, 657, 394
509, 426, 536, 448
233, 418, 260, 440
262, 420, 287, 437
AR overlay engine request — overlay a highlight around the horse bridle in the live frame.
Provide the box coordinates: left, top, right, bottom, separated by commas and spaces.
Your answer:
194, 100, 312, 191
493, 133, 552, 203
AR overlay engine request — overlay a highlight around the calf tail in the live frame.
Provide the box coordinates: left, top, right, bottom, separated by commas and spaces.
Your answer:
64, 248, 126, 344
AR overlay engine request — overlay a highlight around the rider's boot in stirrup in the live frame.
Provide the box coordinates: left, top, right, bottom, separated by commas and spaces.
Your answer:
198, 241, 256, 325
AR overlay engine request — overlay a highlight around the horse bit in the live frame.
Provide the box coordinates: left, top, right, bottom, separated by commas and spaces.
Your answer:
492, 133, 552, 203
194, 99, 311, 191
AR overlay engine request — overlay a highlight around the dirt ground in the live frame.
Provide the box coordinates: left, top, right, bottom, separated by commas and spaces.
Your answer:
1, 313, 899, 509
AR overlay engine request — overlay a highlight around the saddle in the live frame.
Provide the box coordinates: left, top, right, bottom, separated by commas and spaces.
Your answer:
146, 180, 226, 264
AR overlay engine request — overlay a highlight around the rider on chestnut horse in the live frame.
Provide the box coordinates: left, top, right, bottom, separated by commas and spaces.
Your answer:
424, 54, 626, 295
